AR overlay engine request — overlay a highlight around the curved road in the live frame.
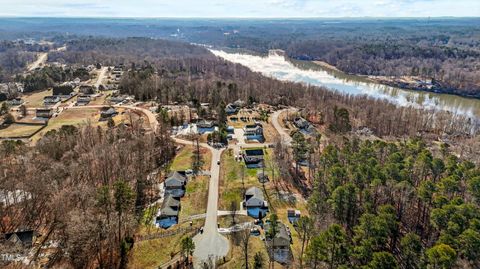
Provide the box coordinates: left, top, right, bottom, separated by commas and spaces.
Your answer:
271, 108, 296, 145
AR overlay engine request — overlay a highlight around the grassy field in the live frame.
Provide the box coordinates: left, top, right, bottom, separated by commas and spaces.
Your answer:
32, 108, 103, 140
179, 175, 209, 218
0, 123, 44, 138
219, 145, 309, 268
170, 145, 212, 171
23, 89, 52, 108
219, 147, 277, 210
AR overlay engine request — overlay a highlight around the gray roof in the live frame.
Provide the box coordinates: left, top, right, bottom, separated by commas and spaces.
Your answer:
164, 171, 187, 187
245, 187, 265, 207
161, 195, 180, 217
266, 222, 291, 247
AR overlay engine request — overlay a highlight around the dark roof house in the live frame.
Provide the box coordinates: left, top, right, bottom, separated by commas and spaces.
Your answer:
164, 171, 187, 188
100, 108, 117, 119
4, 230, 35, 247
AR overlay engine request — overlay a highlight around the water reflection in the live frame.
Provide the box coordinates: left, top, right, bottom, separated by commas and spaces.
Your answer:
211, 49, 480, 118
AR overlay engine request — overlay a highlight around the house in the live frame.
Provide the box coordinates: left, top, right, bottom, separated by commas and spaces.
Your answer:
293, 117, 317, 136
287, 209, 301, 224
43, 96, 61, 106
225, 103, 238, 115
164, 171, 187, 198
100, 108, 117, 120
156, 195, 180, 229
244, 187, 268, 218
265, 222, 292, 264
196, 119, 215, 134
293, 117, 309, 129
243, 149, 264, 168
244, 123, 264, 142
7, 98, 23, 106
4, 230, 36, 248
76, 95, 91, 106
35, 108, 52, 119
108, 96, 125, 104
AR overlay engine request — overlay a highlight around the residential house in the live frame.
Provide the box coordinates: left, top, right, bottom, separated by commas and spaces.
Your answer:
287, 209, 301, 224
4, 230, 36, 248
43, 96, 61, 106
244, 123, 264, 142
243, 149, 264, 168
100, 108, 117, 120
76, 95, 91, 106
156, 195, 180, 229
293, 117, 317, 136
293, 117, 309, 129
35, 108, 52, 119
265, 221, 292, 264
244, 186, 268, 218
196, 119, 216, 134
108, 96, 126, 104
225, 103, 238, 115
164, 171, 187, 198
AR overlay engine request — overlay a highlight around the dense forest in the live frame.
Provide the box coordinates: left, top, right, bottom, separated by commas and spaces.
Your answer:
49, 37, 479, 138
288, 137, 480, 269
2, 18, 479, 96
0, 123, 175, 268
0, 41, 45, 82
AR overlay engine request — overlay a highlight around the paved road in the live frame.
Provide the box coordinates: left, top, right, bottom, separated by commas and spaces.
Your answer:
27, 52, 48, 71
271, 108, 296, 145
172, 137, 229, 267
93, 67, 108, 89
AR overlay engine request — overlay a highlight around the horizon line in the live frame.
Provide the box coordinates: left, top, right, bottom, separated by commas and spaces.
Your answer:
0, 15, 479, 20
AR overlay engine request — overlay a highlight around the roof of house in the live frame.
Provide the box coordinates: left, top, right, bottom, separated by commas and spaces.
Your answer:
164, 171, 187, 187
101, 108, 117, 116
161, 195, 180, 217
265, 222, 291, 247
245, 187, 265, 207
5, 230, 35, 246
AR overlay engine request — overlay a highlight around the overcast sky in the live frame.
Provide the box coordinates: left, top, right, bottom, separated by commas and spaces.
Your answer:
0, 0, 479, 17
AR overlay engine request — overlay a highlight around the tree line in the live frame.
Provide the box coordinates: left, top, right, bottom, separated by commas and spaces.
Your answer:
0, 122, 176, 268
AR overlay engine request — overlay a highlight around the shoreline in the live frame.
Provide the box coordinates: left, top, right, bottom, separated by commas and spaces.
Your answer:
310, 60, 480, 100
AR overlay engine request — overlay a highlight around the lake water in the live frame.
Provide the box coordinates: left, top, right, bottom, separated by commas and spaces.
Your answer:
210, 49, 480, 119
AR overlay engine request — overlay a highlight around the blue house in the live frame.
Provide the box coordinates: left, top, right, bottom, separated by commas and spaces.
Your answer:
244, 187, 268, 219
156, 195, 180, 229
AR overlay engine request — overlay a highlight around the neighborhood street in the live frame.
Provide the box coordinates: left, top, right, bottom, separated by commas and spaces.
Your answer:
271, 108, 296, 146
172, 137, 229, 267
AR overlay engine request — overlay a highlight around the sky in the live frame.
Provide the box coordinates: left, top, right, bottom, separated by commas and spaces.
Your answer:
0, 0, 479, 18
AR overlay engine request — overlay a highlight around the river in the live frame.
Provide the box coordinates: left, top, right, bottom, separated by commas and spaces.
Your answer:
210, 49, 480, 119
